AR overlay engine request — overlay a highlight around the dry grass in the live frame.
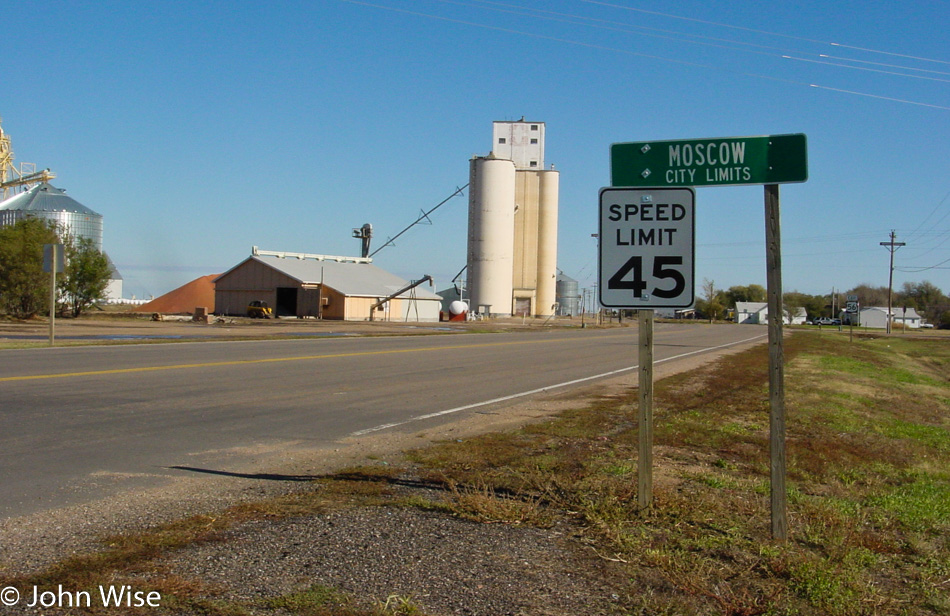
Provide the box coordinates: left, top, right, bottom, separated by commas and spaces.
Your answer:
409, 331, 950, 615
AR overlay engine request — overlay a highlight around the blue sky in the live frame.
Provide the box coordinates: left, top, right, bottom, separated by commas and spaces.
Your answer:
3, 0, 948, 301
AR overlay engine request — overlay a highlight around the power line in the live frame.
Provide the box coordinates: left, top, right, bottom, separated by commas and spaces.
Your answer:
904, 190, 950, 248
446, 0, 946, 83
820, 54, 950, 77
337, 0, 950, 110
783, 55, 950, 83
805, 85, 948, 110
897, 255, 950, 272
580, 0, 950, 66
439, 0, 822, 58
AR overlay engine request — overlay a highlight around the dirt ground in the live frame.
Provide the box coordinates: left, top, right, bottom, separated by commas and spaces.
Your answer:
0, 312, 606, 345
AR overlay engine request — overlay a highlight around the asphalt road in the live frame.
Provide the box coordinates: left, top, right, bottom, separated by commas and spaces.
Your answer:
0, 325, 764, 519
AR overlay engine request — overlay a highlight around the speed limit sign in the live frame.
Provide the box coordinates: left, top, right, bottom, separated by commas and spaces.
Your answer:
598, 187, 695, 308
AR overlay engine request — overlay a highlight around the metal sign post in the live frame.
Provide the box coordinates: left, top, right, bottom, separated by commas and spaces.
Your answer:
846, 296, 859, 342
43, 243, 63, 346
599, 187, 695, 510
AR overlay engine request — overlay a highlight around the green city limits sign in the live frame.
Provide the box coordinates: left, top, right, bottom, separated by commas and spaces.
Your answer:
611, 134, 807, 187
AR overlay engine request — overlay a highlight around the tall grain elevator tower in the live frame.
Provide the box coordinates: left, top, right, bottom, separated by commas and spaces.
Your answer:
467, 119, 559, 317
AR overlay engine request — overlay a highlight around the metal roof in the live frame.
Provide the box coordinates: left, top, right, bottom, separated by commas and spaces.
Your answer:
217, 254, 441, 300
105, 252, 123, 280
0, 182, 102, 216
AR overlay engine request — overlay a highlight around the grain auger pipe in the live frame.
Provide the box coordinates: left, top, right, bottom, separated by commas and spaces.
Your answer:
369, 275, 433, 321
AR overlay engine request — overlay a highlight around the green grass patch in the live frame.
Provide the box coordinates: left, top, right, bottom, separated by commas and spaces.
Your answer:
404, 331, 950, 614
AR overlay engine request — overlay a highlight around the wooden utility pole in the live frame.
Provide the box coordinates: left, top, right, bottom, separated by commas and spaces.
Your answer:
880, 231, 905, 335
638, 309, 654, 510
764, 184, 788, 541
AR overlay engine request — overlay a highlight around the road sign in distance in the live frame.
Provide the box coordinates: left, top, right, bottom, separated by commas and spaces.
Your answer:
599, 187, 695, 309
611, 134, 807, 187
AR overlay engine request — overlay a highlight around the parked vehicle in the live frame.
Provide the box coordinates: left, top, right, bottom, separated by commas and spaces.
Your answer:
247, 300, 273, 318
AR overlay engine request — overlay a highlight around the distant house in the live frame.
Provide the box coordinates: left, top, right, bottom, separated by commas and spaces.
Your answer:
214, 248, 442, 321
786, 307, 808, 325
735, 302, 766, 324
655, 307, 696, 319
856, 306, 922, 329
735, 302, 806, 325
893, 307, 922, 329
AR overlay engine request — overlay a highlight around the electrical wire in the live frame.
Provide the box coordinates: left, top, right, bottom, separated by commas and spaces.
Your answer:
783, 56, 950, 83
820, 55, 950, 77
336, 0, 950, 110
905, 191, 950, 242
579, 0, 950, 66
896, 255, 950, 272
435, 0, 823, 58
426, 0, 950, 93
447, 0, 950, 83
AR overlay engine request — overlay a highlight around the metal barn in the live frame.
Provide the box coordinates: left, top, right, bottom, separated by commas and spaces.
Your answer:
214, 249, 441, 321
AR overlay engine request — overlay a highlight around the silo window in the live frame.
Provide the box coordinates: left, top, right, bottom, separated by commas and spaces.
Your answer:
531, 124, 538, 130
498, 138, 506, 144
530, 139, 538, 144
530, 161, 538, 167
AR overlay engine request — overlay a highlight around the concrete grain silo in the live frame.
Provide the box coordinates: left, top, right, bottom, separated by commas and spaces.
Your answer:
467, 155, 516, 316
466, 119, 560, 318
535, 169, 559, 317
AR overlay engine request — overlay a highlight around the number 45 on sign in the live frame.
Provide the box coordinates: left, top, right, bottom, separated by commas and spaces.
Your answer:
599, 187, 695, 309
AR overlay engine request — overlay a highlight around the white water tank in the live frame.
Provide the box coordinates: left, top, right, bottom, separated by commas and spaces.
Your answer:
449, 300, 468, 315
467, 156, 516, 316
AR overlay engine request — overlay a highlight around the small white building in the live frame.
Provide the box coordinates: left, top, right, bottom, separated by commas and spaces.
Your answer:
786, 307, 808, 325
735, 302, 767, 324
735, 302, 806, 325
655, 307, 696, 319
855, 306, 922, 329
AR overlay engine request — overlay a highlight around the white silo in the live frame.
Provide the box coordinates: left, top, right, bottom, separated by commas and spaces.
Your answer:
467, 156, 516, 316
535, 169, 559, 316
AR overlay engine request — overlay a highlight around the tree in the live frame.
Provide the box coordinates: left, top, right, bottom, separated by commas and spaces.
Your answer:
59, 235, 111, 317
698, 278, 725, 322
896, 280, 948, 325
725, 284, 766, 305
783, 291, 809, 324
846, 284, 889, 309
0, 218, 60, 318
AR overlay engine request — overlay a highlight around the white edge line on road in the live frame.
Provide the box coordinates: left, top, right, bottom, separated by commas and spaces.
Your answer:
350, 333, 768, 437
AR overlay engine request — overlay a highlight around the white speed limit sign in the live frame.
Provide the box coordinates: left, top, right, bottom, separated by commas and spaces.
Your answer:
598, 187, 695, 308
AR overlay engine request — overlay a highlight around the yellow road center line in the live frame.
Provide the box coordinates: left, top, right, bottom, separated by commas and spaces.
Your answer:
0, 335, 623, 383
